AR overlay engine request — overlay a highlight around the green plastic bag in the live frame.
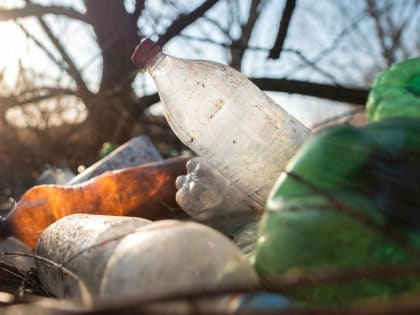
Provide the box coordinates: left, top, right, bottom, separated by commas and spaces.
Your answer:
367, 57, 420, 121
253, 118, 420, 305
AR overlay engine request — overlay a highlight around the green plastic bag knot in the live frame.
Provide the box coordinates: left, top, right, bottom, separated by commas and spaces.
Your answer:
366, 57, 420, 121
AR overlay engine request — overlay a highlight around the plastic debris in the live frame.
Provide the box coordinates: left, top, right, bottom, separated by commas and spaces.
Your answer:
132, 38, 310, 209
175, 157, 262, 235
100, 220, 258, 302
35, 214, 150, 302
69, 135, 162, 185
253, 117, 420, 305
36, 216, 257, 305
367, 57, 420, 121
0, 157, 187, 247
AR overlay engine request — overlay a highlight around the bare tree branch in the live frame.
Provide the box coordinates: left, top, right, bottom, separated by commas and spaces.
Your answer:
178, 33, 341, 84
35, 17, 91, 96
135, 93, 160, 114
129, 77, 368, 114
251, 78, 368, 105
0, 3, 90, 23
389, 20, 409, 56
366, 0, 394, 66
230, 0, 265, 70
0, 87, 76, 109
15, 21, 67, 72
283, 2, 395, 79
201, 15, 230, 37
79, 263, 420, 315
268, 0, 296, 59
133, 0, 146, 19
157, 0, 220, 46
311, 107, 366, 130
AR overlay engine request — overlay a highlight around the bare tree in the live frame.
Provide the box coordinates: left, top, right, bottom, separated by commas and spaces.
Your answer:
0, 0, 418, 197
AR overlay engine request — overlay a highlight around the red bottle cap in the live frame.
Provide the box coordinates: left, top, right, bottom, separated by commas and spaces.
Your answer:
131, 38, 162, 69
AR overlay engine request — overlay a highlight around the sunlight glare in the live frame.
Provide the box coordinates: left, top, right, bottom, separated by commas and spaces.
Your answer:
0, 21, 26, 88
5, 96, 88, 128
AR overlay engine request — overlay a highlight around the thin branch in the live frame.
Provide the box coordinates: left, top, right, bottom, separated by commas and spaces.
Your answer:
136, 93, 160, 112
74, 264, 420, 315
131, 78, 367, 115
0, 87, 76, 109
286, 49, 342, 85
157, 0, 220, 46
239, 0, 266, 44
285, 171, 420, 259
0, 3, 90, 23
127, 77, 368, 116
230, 0, 265, 70
389, 19, 409, 55
284, 2, 395, 78
0, 261, 47, 298
1, 251, 91, 306
311, 107, 366, 130
366, 0, 394, 66
201, 15, 230, 37
35, 17, 91, 96
250, 77, 368, 105
179, 33, 266, 50
133, 0, 146, 19
268, 0, 296, 59
20, 0, 90, 95
15, 21, 67, 72
178, 34, 341, 84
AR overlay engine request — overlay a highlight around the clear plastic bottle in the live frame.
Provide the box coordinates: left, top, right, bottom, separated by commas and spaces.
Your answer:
1, 157, 187, 247
132, 39, 310, 206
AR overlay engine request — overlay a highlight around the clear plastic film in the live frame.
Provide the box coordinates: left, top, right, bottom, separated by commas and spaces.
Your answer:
175, 157, 262, 235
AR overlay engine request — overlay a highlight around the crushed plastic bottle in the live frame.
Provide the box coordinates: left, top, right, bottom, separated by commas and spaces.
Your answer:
175, 157, 262, 235
35, 214, 150, 300
132, 39, 310, 208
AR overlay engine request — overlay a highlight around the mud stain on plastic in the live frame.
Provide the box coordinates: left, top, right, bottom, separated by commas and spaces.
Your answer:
208, 99, 224, 120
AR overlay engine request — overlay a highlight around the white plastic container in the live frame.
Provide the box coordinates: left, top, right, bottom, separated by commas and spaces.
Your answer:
35, 214, 151, 300
132, 39, 310, 206
100, 220, 258, 302
36, 216, 257, 305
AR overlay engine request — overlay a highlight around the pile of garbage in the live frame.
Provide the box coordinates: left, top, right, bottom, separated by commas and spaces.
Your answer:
0, 39, 419, 314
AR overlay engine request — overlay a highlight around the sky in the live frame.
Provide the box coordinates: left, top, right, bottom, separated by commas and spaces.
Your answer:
0, 0, 418, 128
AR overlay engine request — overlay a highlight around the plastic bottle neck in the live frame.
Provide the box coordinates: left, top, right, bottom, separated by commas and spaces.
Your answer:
143, 51, 166, 74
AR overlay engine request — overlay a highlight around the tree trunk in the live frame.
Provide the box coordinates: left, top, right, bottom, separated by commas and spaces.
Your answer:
83, 0, 141, 144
